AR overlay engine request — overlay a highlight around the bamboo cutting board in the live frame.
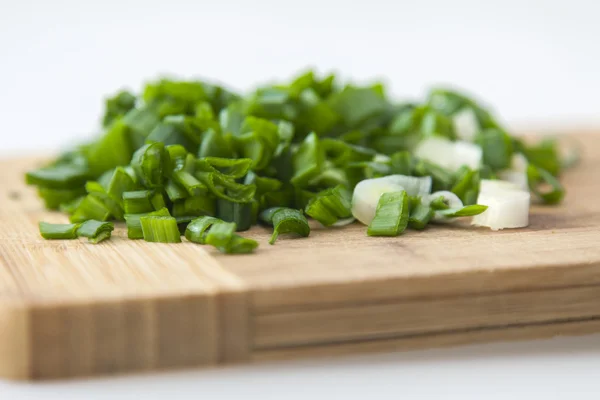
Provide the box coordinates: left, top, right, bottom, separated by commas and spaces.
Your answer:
1, 133, 600, 380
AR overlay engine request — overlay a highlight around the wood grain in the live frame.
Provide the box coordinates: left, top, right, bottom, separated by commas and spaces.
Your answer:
1, 133, 600, 380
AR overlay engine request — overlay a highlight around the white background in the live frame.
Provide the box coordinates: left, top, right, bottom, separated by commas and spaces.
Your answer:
1, 0, 600, 398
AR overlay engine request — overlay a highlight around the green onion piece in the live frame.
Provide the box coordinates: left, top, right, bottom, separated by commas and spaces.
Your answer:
140, 215, 181, 243
76, 220, 115, 243
164, 144, 189, 174
291, 132, 324, 187
131, 142, 165, 189
328, 87, 388, 127
217, 199, 252, 231
408, 203, 434, 230
59, 196, 85, 215
196, 172, 256, 203
204, 221, 237, 248
429, 196, 450, 210
476, 128, 513, 170
451, 167, 480, 205
185, 216, 220, 244
85, 181, 124, 220
436, 204, 488, 218
165, 179, 188, 202
413, 159, 454, 191
123, 190, 155, 214
125, 207, 171, 239
172, 196, 216, 217
102, 90, 136, 127
267, 208, 310, 245
107, 167, 138, 207
70, 195, 112, 223
26, 164, 90, 190
198, 128, 235, 159
367, 191, 409, 237
173, 170, 207, 197
221, 235, 259, 254
527, 164, 565, 205
196, 157, 253, 179
37, 187, 86, 210
390, 151, 413, 175
519, 138, 561, 176
86, 120, 134, 176
259, 207, 283, 225
305, 185, 352, 226
39, 222, 80, 240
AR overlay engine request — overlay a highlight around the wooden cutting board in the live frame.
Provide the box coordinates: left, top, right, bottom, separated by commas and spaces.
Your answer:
1, 133, 600, 381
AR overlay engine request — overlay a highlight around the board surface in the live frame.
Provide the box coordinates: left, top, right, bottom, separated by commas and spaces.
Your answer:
1, 133, 600, 380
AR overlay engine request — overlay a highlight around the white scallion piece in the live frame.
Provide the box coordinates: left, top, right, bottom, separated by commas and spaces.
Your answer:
414, 137, 482, 172
497, 153, 529, 191
472, 179, 530, 230
453, 108, 479, 141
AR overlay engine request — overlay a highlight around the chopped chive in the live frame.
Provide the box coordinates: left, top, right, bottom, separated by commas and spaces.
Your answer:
185, 216, 220, 244
527, 164, 565, 205
435, 204, 488, 218
204, 221, 237, 248
131, 142, 165, 189
70, 195, 112, 223
125, 207, 171, 239
217, 199, 253, 231
265, 208, 310, 245
39, 222, 80, 240
140, 215, 181, 243
76, 220, 115, 243
305, 185, 352, 226
37, 187, 86, 210
173, 170, 206, 197
367, 191, 409, 237
123, 190, 155, 214
408, 203, 434, 230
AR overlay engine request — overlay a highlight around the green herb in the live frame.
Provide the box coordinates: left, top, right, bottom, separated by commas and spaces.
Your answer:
367, 191, 409, 236
527, 164, 565, 205
76, 220, 115, 243
305, 185, 352, 226
261, 207, 310, 244
140, 215, 181, 243
39, 222, 80, 240
26, 71, 569, 251
435, 205, 488, 218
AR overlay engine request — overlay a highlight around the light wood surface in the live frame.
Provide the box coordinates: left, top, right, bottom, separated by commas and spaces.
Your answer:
1, 133, 600, 380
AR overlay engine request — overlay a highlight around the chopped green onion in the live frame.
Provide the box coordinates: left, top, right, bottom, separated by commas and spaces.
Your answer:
26, 164, 90, 190
173, 170, 206, 197
408, 203, 434, 230
70, 195, 112, 223
305, 185, 352, 226
140, 215, 181, 243
217, 199, 253, 231
37, 187, 86, 210
123, 190, 155, 214
291, 132, 324, 187
125, 207, 171, 239
131, 142, 165, 189
435, 204, 488, 218
264, 208, 310, 245
527, 164, 565, 205
185, 216, 220, 244
476, 128, 513, 170
204, 221, 237, 248
76, 220, 115, 243
367, 191, 409, 236
39, 222, 80, 240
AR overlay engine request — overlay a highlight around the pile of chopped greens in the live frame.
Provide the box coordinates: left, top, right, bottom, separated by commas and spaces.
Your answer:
27, 71, 567, 253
